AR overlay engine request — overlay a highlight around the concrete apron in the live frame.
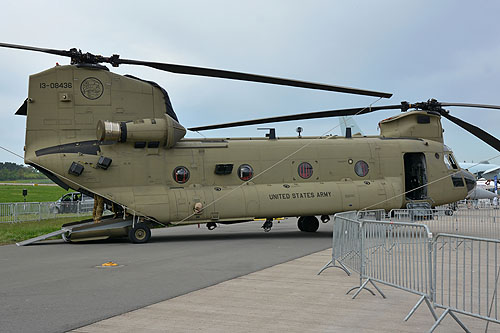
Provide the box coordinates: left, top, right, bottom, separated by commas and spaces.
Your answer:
72, 249, 492, 333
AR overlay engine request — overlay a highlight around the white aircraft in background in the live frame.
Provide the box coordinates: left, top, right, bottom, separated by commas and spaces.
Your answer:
339, 116, 364, 136
467, 183, 498, 200
463, 168, 499, 200
461, 162, 499, 199
461, 162, 500, 180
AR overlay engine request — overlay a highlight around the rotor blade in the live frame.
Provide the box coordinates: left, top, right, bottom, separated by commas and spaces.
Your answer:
0, 42, 392, 98
440, 102, 500, 111
0, 42, 71, 57
441, 112, 500, 152
188, 104, 402, 131
117, 58, 392, 98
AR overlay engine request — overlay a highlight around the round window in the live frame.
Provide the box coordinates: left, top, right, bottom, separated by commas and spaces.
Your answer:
298, 162, 313, 179
238, 164, 254, 181
354, 160, 369, 177
173, 166, 190, 184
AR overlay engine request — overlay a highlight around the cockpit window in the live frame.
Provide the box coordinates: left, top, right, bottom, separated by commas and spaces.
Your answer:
444, 153, 458, 170
443, 155, 452, 169
448, 154, 458, 169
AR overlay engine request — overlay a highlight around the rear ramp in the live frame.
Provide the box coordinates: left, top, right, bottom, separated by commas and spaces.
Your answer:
16, 229, 71, 246
16, 217, 133, 246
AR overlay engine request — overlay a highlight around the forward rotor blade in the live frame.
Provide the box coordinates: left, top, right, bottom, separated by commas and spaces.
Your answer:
188, 104, 402, 131
440, 102, 500, 111
117, 58, 392, 98
441, 112, 500, 152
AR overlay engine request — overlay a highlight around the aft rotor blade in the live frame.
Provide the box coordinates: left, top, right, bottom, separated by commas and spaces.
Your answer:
0, 42, 71, 57
188, 104, 402, 131
0, 42, 392, 98
117, 58, 392, 98
441, 112, 500, 152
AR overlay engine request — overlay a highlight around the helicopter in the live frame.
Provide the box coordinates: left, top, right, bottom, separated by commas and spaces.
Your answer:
2, 42, 498, 245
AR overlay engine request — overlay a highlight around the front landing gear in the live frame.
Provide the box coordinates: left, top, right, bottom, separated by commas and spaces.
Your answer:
262, 218, 273, 232
298, 216, 319, 232
128, 223, 151, 243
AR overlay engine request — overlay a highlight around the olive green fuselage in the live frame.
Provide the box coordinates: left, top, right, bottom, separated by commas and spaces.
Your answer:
22, 65, 468, 226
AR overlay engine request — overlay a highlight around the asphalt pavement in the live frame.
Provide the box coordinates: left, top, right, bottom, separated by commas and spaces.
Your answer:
74, 249, 491, 333
0, 218, 332, 333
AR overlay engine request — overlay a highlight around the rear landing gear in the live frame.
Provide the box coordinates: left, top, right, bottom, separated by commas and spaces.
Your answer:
298, 216, 319, 232
128, 223, 151, 243
207, 222, 217, 230
262, 218, 273, 232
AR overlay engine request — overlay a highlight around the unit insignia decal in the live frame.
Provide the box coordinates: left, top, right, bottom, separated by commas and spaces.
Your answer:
81, 77, 104, 100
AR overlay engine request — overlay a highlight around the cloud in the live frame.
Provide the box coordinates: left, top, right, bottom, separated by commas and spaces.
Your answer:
0, 1, 499, 164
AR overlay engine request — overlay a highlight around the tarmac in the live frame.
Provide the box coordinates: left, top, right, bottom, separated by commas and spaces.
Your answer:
71, 249, 494, 332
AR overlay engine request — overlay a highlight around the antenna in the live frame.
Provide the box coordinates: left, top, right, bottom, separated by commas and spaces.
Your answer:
257, 128, 276, 140
296, 127, 303, 138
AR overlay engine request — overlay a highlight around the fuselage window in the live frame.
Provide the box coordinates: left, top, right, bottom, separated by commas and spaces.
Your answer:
298, 162, 313, 179
354, 160, 369, 177
238, 164, 254, 181
173, 166, 190, 184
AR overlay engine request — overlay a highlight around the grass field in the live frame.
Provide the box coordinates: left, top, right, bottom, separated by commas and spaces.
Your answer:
0, 185, 71, 203
0, 216, 89, 245
0, 179, 55, 184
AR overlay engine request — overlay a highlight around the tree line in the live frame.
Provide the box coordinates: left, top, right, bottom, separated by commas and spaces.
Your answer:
0, 162, 47, 181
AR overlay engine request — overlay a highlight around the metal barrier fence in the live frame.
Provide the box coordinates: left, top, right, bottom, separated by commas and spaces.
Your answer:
320, 210, 500, 332
432, 234, 500, 331
0, 201, 94, 223
360, 220, 433, 298
389, 207, 500, 239
319, 211, 359, 277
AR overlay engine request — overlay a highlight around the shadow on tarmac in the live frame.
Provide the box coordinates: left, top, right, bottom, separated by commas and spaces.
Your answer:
151, 230, 332, 243
28, 228, 332, 246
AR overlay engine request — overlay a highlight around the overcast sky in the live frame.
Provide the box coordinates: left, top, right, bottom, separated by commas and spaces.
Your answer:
1, 0, 499, 165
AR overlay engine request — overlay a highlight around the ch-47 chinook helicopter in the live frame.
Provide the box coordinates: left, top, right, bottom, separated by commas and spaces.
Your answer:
2, 42, 499, 245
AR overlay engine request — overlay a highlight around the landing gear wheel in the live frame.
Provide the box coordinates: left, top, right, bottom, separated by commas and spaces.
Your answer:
262, 219, 273, 232
128, 223, 151, 243
297, 217, 305, 231
297, 216, 319, 232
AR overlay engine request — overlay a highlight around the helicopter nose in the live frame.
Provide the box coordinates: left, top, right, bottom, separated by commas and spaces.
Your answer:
461, 170, 476, 195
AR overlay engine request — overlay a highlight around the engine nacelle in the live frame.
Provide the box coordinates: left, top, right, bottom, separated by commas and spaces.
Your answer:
97, 114, 186, 148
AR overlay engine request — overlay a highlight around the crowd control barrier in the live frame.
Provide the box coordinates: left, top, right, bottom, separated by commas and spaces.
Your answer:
319, 211, 437, 321
390, 207, 500, 239
0, 201, 94, 223
320, 209, 500, 332
432, 234, 500, 331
